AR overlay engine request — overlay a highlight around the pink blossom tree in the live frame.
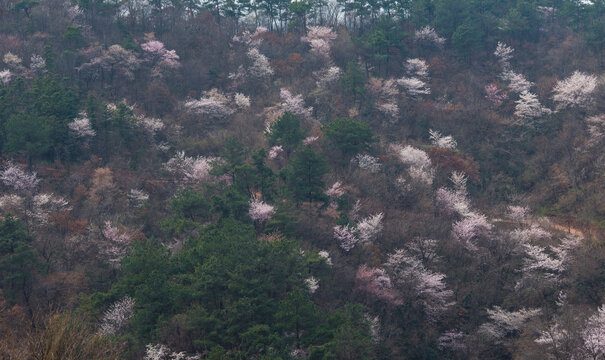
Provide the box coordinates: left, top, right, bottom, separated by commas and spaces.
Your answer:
141, 40, 180, 78
355, 265, 400, 305
485, 83, 508, 107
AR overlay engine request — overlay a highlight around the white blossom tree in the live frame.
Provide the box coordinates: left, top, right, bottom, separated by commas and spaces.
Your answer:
0, 69, 12, 85
183, 88, 235, 118
164, 151, 217, 182
98, 296, 135, 335
1, 163, 39, 192
385, 249, 453, 318
452, 213, 493, 251
69, 111, 96, 139
479, 306, 541, 340
429, 129, 457, 150
552, 71, 598, 110
301, 26, 337, 59
247, 47, 273, 79
501, 70, 533, 93
357, 213, 384, 243
102, 221, 132, 266
582, 305, 605, 359
415, 26, 445, 46
248, 199, 274, 222
494, 42, 514, 69
514, 90, 551, 120
280, 88, 313, 120
352, 154, 381, 172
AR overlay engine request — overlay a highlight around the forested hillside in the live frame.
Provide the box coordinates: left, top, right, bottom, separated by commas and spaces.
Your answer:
0, 0, 604, 358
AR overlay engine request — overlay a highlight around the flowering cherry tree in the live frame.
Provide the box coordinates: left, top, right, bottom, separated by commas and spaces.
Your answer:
552, 71, 598, 110
247, 47, 273, 79
144, 344, 200, 360
385, 249, 453, 317
29, 193, 71, 225
248, 199, 274, 222
398, 58, 430, 98
3, 52, 23, 70
514, 90, 551, 120
394, 145, 434, 185
280, 88, 313, 120
164, 151, 217, 182
305, 276, 319, 294
429, 129, 457, 150
415, 26, 445, 46
141, 40, 180, 78
29, 54, 46, 75
357, 213, 384, 243
586, 114, 605, 149
301, 26, 337, 59
268, 145, 283, 159
501, 70, 533, 93
303, 136, 319, 145
397, 77, 430, 98
98, 296, 135, 335
485, 83, 508, 107
128, 189, 149, 208
352, 154, 381, 172
102, 221, 132, 266
452, 213, 493, 251
325, 181, 345, 199
184, 88, 235, 118
69, 111, 96, 138
318, 250, 332, 266
479, 306, 541, 340
582, 305, 605, 359
355, 265, 400, 305
368, 77, 399, 119
1, 163, 39, 192
0, 69, 11, 85
494, 42, 514, 69
507, 205, 529, 222
334, 224, 359, 251
234, 93, 251, 108
314, 66, 342, 87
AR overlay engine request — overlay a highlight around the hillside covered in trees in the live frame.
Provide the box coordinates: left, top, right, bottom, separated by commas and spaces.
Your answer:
0, 0, 605, 358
